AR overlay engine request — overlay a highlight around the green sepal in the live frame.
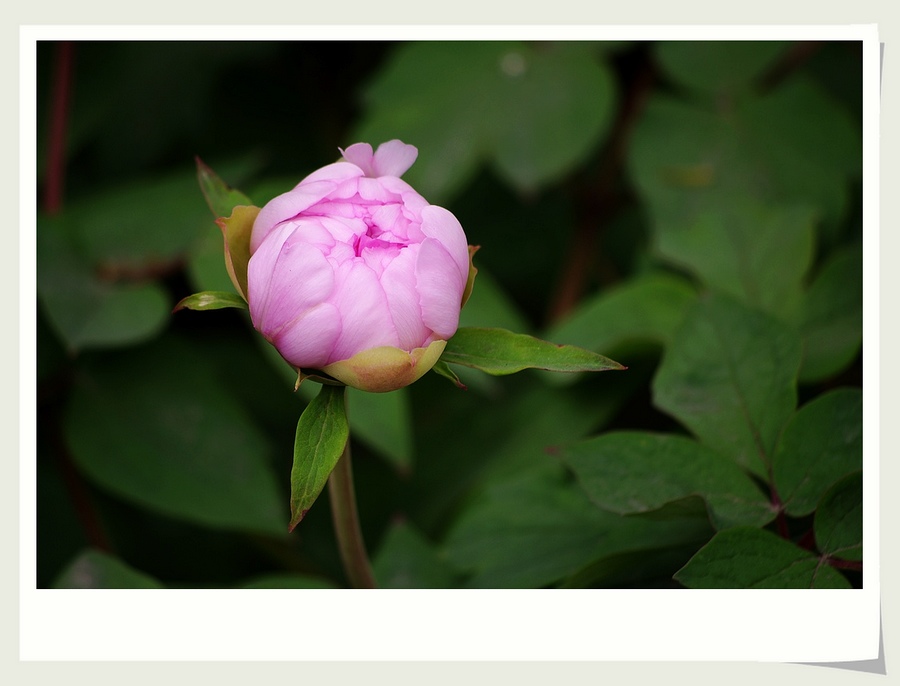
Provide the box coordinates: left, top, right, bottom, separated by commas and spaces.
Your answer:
431, 359, 468, 389
460, 245, 480, 308
441, 327, 625, 376
289, 384, 349, 531
172, 290, 249, 313
196, 156, 254, 219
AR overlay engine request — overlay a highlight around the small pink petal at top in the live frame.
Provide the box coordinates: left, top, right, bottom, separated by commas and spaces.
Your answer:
370, 140, 418, 178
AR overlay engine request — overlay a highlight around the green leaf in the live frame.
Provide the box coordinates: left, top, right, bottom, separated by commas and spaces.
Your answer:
173, 290, 248, 312
674, 527, 852, 588
796, 243, 863, 382
444, 465, 712, 588
240, 573, 338, 589
441, 327, 625, 376
52, 549, 164, 589
773, 388, 863, 517
430, 359, 468, 389
655, 41, 789, 96
64, 335, 284, 536
652, 293, 802, 477
289, 384, 349, 530
37, 214, 170, 352
544, 271, 698, 354
815, 471, 863, 562
563, 431, 775, 530
346, 387, 413, 473
373, 520, 460, 588
354, 41, 616, 199
196, 156, 254, 219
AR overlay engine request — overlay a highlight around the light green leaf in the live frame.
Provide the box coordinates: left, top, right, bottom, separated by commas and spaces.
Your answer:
173, 290, 248, 312
289, 384, 349, 530
675, 527, 852, 588
652, 293, 802, 477
64, 335, 284, 536
52, 549, 164, 589
773, 388, 863, 517
563, 431, 775, 530
441, 327, 625, 376
815, 471, 863, 562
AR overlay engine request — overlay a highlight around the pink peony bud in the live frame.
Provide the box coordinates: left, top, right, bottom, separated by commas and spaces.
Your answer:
247, 140, 474, 393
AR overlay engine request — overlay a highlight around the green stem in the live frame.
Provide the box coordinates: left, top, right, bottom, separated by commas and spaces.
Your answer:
327, 437, 377, 589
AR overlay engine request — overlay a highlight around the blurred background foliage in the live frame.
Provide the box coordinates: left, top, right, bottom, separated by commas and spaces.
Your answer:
36, 39, 863, 589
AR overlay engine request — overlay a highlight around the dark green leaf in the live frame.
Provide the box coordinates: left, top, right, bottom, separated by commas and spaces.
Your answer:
373, 521, 460, 588
64, 335, 284, 536
815, 471, 863, 562
441, 327, 625, 376
173, 290, 248, 312
354, 41, 616, 199
444, 465, 711, 588
563, 431, 774, 530
772, 387, 862, 517
346, 387, 413, 473
675, 527, 852, 588
544, 272, 698, 354
655, 41, 789, 95
653, 294, 802, 477
289, 384, 349, 530
797, 243, 863, 382
196, 157, 254, 219
37, 214, 169, 352
52, 549, 164, 589
430, 359, 467, 389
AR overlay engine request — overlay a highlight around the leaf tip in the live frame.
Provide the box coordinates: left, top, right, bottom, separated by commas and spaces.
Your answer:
288, 509, 309, 532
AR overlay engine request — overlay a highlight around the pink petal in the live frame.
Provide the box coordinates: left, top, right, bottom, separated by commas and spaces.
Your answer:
250, 163, 362, 253
379, 245, 430, 350
340, 143, 375, 176
270, 302, 342, 369
415, 237, 464, 340
420, 205, 470, 284
248, 225, 335, 339
329, 261, 399, 363
371, 140, 418, 178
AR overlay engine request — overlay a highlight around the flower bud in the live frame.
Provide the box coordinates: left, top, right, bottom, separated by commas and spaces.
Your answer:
247, 140, 474, 392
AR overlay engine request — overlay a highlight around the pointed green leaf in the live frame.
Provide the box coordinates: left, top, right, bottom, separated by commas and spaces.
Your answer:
289, 384, 349, 530
52, 549, 165, 589
772, 387, 862, 517
441, 327, 625, 376
431, 359, 467, 389
196, 157, 254, 219
563, 431, 775, 530
173, 290, 249, 312
675, 527, 852, 589
652, 294, 802, 477
815, 471, 863, 562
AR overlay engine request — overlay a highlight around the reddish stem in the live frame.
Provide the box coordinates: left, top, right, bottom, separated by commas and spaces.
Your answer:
44, 41, 74, 215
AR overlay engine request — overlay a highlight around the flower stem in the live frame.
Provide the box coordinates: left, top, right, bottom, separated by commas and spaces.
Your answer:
327, 438, 377, 589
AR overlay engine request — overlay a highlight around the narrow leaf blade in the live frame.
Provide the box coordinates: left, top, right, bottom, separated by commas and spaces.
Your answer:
289, 384, 349, 530
441, 327, 625, 376
173, 290, 249, 312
